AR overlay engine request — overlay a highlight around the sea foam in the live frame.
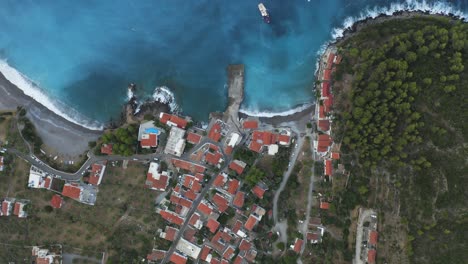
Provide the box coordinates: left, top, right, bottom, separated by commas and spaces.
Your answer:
0, 60, 103, 130
152, 86, 180, 113
332, 0, 468, 39
239, 103, 314, 118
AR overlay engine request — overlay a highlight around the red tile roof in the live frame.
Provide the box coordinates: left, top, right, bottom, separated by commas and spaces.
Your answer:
172, 159, 206, 173
160, 113, 188, 128
101, 143, 113, 155
243, 120, 258, 130
210, 258, 221, 264
293, 238, 304, 253
36, 257, 52, 264
170, 194, 193, 208
200, 245, 212, 261
184, 189, 197, 200
278, 134, 290, 145
189, 213, 200, 226
320, 201, 330, 210
233, 191, 245, 208
183, 175, 202, 192
227, 179, 239, 195
317, 134, 332, 152
229, 160, 246, 175
13, 202, 20, 216
252, 185, 266, 199
239, 239, 252, 251
224, 145, 233, 155
248, 140, 263, 153
244, 215, 258, 231
223, 246, 235, 260
324, 95, 333, 112
160, 210, 184, 226
205, 152, 222, 165
146, 173, 169, 191
213, 174, 227, 187
195, 173, 204, 181
331, 152, 340, 160
89, 164, 104, 185
147, 250, 166, 261
368, 249, 376, 264
233, 256, 244, 264
324, 159, 332, 176
323, 69, 332, 81
50, 195, 63, 209
322, 81, 331, 97
208, 123, 222, 142
233, 220, 243, 233
170, 252, 187, 264
252, 131, 277, 145
198, 202, 213, 216
184, 226, 197, 242
1, 201, 9, 216
318, 120, 330, 132
319, 105, 326, 118
187, 132, 202, 144
212, 193, 229, 213
140, 133, 158, 148
164, 226, 178, 241
62, 183, 81, 199
44, 176, 52, 189
307, 232, 320, 241
326, 53, 336, 69
206, 218, 220, 233
369, 231, 378, 245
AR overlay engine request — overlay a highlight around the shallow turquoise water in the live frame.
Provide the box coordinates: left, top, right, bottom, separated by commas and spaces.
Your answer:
0, 0, 466, 125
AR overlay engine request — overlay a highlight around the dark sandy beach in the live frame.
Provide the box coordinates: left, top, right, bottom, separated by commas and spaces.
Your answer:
0, 73, 102, 157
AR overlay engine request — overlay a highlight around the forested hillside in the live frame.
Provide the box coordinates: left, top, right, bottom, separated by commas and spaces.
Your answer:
333, 15, 468, 264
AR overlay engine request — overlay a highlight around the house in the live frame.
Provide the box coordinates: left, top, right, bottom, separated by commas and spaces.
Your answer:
242, 120, 258, 130
318, 120, 330, 132
318, 105, 326, 119
248, 140, 263, 153
159, 210, 184, 226
322, 81, 331, 97
187, 132, 202, 144
206, 218, 220, 233
100, 143, 113, 155
172, 159, 206, 174
252, 183, 267, 199
88, 163, 106, 185
175, 238, 201, 260
197, 201, 213, 216
245, 214, 261, 231
323, 69, 332, 81
229, 160, 246, 175
314, 134, 332, 153
213, 173, 228, 188
28, 166, 52, 189
208, 122, 222, 142
50, 195, 63, 209
320, 201, 330, 210
189, 213, 203, 229
0, 156, 4, 171
227, 179, 239, 195
205, 151, 223, 166
239, 239, 252, 251
169, 251, 187, 264
164, 126, 186, 157
146, 162, 170, 191
182, 174, 202, 192
324, 95, 333, 112
160, 226, 179, 241
369, 230, 378, 245
62, 183, 82, 200
223, 246, 236, 260
291, 238, 304, 253
331, 152, 340, 160
307, 232, 321, 244
1, 199, 13, 216
326, 52, 336, 69
13, 200, 28, 218
159, 112, 188, 129
212, 193, 229, 213
233, 256, 244, 264
32, 246, 61, 264
368, 249, 376, 264
199, 245, 212, 262
147, 250, 167, 262
324, 159, 333, 176
138, 120, 161, 149
278, 134, 291, 146
232, 191, 245, 208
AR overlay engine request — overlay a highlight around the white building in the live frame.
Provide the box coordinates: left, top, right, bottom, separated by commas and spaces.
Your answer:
28, 166, 52, 189
164, 126, 186, 157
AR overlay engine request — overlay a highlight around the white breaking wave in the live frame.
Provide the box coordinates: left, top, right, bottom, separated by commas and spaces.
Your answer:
152, 86, 180, 113
127, 88, 134, 101
239, 103, 314, 118
0, 60, 104, 130
332, 0, 468, 39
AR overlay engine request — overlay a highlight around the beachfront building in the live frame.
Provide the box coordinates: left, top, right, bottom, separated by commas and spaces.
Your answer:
28, 166, 52, 189
138, 120, 161, 149
145, 162, 170, 191
164, 126, 186, 157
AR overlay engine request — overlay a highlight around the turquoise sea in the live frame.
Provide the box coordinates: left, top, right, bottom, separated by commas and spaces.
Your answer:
0, 0, 466, 128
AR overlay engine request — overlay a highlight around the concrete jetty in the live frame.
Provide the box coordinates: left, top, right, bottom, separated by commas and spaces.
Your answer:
223, 64, 244, 128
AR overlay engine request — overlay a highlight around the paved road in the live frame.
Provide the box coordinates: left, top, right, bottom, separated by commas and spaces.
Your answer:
160, 162, 226, 264
272, 132, 305, 243
354, 208, 376, 264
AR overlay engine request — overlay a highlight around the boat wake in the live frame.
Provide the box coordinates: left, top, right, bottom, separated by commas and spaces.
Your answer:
239, 103, 313, 118
0, 60, 104, 130
152, 86, 180, 113
332, 0, 468, 39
